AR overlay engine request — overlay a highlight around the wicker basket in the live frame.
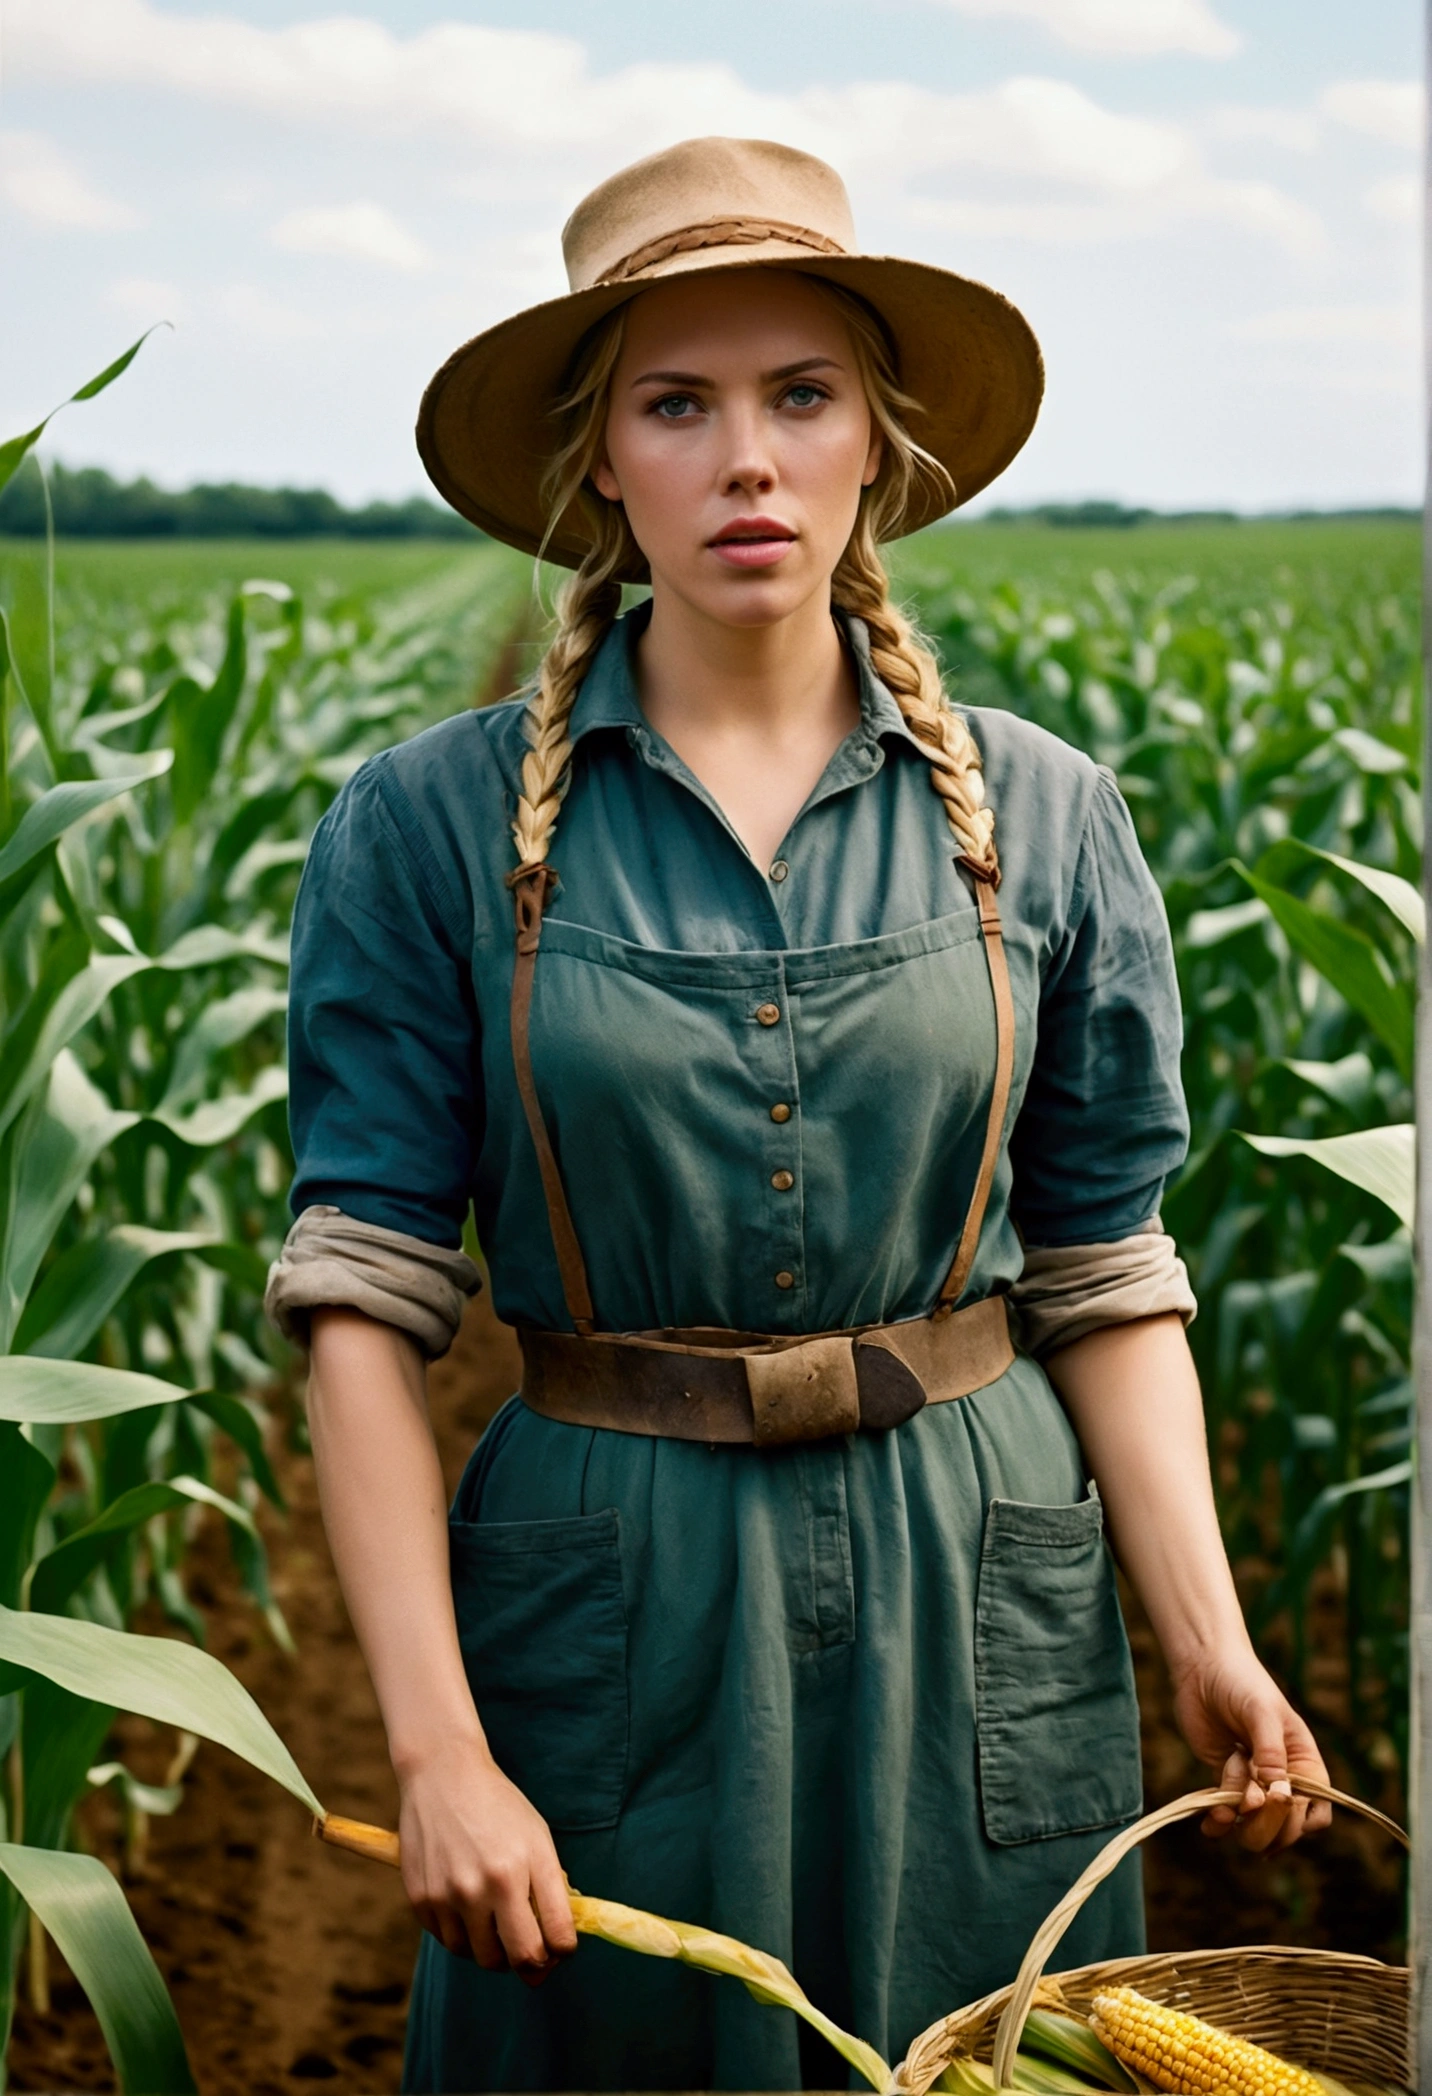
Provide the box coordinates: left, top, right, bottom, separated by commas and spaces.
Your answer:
893, 1777, 1410, 2093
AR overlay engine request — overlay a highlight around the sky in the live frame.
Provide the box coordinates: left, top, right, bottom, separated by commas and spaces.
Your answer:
0, 0, 1423, 513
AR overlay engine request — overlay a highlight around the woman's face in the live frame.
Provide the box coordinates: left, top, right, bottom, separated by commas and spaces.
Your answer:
592, 270, 882, 630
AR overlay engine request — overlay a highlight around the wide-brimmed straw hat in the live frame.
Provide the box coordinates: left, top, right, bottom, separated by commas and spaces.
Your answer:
417, 135, 1043, 569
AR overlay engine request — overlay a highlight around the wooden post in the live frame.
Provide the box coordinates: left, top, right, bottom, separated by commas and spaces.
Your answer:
1414, 6, 1432, 2079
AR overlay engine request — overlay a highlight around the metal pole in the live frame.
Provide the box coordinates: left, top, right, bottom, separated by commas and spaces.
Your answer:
1414, 3, 1432, 2080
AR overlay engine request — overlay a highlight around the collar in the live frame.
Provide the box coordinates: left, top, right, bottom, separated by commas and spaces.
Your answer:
566, 597, 929, 758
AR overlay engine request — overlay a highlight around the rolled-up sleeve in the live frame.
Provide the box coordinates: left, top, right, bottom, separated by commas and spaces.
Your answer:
283, 753, 482, 1255
1009, 767, 1189, 1248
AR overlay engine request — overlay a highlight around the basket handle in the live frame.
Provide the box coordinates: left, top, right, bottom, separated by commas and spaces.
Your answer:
988, 1776, 1407, 2089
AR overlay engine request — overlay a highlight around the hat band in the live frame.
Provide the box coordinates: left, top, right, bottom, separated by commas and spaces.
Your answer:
592, 215, 849, 287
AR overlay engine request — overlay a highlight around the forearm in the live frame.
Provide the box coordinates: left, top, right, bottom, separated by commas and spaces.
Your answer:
1043, 1312, 1250, 1682
306, 1306, 486, 1775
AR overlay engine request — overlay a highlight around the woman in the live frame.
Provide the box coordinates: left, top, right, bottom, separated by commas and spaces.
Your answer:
267, 137, 1329, 2093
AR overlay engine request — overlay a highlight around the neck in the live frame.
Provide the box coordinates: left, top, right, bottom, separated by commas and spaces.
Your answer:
635, 584, 856, 745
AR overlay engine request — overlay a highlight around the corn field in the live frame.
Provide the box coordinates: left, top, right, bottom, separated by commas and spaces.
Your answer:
0, 351, 1420, 2089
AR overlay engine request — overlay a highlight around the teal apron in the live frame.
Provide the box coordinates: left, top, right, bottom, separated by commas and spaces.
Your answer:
401, 880, 1145, 2093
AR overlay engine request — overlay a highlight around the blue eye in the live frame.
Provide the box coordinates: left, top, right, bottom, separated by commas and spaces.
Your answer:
652, 393, 699, 419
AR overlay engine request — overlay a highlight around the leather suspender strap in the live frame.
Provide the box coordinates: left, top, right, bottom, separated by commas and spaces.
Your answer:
933, 873, 1016, 1319
506, 865, 596, 1335
507, 860, 1015, 1340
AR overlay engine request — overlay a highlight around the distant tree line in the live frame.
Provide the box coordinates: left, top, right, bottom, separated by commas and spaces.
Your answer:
0, 462, 477, 539
972, 499, 1418, 529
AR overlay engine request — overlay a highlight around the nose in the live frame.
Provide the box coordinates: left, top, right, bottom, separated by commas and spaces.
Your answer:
718, 397, 777, 498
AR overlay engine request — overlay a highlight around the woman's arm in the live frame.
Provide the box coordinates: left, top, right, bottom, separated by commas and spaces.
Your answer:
1044, 1310, 1331, 1852
306, 1305, 578, 1977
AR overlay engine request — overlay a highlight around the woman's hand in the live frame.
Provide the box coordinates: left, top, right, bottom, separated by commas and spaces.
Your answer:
396, 1733, 579, 1981
1169, 1645, 1332, 1852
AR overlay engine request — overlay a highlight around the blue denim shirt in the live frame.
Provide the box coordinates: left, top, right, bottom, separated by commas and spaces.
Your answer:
286, 605, 1188, 1334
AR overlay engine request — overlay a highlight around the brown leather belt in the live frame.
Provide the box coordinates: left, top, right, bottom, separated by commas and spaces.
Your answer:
518, 1293, 1015, 1447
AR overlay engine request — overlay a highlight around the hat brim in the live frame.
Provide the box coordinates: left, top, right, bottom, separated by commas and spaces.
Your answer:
416, 250, 1043, 571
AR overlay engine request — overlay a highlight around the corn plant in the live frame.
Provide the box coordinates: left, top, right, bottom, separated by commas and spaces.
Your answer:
0, 346, 531, 2083
901, 526, 1419, 1784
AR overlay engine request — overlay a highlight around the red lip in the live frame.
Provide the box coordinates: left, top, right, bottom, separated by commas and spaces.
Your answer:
709, 516, 796, 545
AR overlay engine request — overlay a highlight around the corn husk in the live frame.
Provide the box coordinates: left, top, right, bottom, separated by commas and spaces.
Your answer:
567, 1885, 891, 2092
1021, 2010, 1137, 2091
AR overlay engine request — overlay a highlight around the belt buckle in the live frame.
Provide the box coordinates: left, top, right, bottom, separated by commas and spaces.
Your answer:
746, 1335, 860, 1446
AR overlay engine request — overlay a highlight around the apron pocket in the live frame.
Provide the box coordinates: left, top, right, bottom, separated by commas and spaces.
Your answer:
974, 1484, 1142, 1846
449, 1508, 629, 1833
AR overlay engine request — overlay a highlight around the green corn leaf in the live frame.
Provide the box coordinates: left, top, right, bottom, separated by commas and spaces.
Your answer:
87, 1760, 185, 1817
1234, 862, 1413, 1077
0, 1840, 196, 2093
152, 1063, 289, 1147
13, 1224, 229, 1360
0, 1422, 57, 1611
0, 331, 165, 498
0, 953, 152, 1145
1332, 725, 1408, 775
1282, 1052, 1377, 1113
154, 922, 290, 970
0, 1357, 191, 1424
1270, 839, 1425, 947
1242, 1124, 1414, 1228
0, 758, 174, 886
192, 1390, 286, 1509
0, 1604, 322, 1816
168, 598, 249, 824
0, 1051, 141, 1351
1292, 1459, 1413, 1566
160, 985, 288, 1111
20, 1673, 120, 1850
28, 1474, 261, 1617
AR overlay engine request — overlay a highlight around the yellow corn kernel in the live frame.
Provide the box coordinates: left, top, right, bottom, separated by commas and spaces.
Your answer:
1089, 1987, 1325, 2096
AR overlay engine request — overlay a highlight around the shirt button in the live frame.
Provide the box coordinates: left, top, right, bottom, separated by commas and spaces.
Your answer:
770, 860, 789, 883
774, 1270, 795, 1290
770, 1102, 791, 1123
756, 1002, 781, 1026
771, 1169, 794, 1192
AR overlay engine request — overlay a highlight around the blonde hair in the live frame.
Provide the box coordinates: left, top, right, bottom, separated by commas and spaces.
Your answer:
509, 279, 997, 882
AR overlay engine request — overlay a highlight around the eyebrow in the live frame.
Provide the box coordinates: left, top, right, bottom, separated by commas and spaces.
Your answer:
628, 355, 845, 389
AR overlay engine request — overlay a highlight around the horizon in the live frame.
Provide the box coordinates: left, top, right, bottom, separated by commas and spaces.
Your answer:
2, 0, 1421, 514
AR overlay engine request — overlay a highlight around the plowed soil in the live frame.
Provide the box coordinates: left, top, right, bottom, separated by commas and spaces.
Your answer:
7, 1291, 1408, 2093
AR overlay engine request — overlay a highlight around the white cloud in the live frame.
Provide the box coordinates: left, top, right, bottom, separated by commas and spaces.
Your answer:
1208, 105, 1318, 153
1320, 80, 1423, 151
272, 201, 431, 271
107, 275, 189, 322
1230, 305, 1416, 349
930, 0, 1239, 58
214, 283, 323, 342
4, 0, 1315, 257
1364, 176, 1420, 225
912, 172, 1319, 253
0, 127, 140, 229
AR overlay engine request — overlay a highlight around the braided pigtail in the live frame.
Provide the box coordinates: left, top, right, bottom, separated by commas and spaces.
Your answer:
832, 521, 997, 879
819, 281, 999, 884
513, 306, 644, 873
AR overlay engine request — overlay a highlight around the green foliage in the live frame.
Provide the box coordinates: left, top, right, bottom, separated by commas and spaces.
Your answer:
900, 517, 1420, 1781
0, 1844, 195, 2093
0, 350, 534, 2085
0, 461, 478, 541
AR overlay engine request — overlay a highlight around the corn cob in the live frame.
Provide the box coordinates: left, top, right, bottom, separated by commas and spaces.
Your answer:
1090, 1986, 1325, 2096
